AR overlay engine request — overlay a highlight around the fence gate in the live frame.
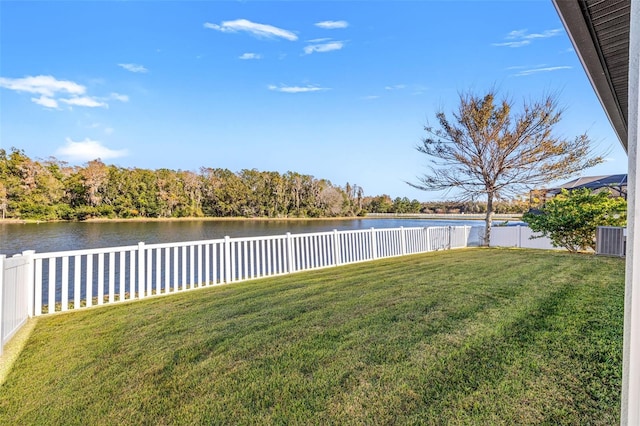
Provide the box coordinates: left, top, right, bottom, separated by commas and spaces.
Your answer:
1, 255, 31, 355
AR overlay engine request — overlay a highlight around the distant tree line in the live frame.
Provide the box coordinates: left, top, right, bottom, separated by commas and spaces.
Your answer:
0, 148, 366, 220
361, 195, 529, 215
0, 148, 532, 222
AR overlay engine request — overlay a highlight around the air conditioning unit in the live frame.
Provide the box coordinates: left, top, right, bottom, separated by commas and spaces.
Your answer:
596, 226, 626, 257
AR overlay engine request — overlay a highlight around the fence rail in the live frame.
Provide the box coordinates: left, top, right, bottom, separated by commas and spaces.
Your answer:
1, 226, 470, 353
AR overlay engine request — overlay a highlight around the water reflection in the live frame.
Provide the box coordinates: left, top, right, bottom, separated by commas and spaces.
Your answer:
1, 218, 486, 255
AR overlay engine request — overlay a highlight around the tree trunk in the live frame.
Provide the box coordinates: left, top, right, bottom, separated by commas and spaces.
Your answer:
483, 192, 495, 246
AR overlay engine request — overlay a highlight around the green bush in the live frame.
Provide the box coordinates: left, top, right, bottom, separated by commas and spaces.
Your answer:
97, 205, 115, 218
17, 202, 57, 220
54, 204, 75, 220
72, 206, 99, 221
523, 188, 626, 252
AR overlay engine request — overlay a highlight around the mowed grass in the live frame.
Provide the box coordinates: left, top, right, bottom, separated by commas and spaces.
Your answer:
0, 249, 624, 425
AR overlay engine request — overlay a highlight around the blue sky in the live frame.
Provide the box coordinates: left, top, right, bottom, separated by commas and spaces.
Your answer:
0, 1, 628, 201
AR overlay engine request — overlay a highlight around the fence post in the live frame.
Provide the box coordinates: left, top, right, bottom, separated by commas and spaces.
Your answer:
21, 250, 35, 318
286, 233, 293, 273
333, 230, 341, 266
224, 236, 231, 283
466, 226, 471, 247
370, 228, 378, 260
137, 242, 145, 298
400, 227, 407, 255
448, 226, 453, 250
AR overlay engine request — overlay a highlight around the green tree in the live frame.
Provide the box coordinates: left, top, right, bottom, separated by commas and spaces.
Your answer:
62, 167, 88, 210
264, 171, 288, 217
342, 182, 364, 216
178, 170, 203, 217
80, 159, 108, 207
363, 195, 393, 213
523, 188, 626, 253
410, 89, 603, 246
392, 197, 411, 213
0, 180, 7, 219
156, 168, 182, 217
201, 168, 244, 217
0, 148, 366, 220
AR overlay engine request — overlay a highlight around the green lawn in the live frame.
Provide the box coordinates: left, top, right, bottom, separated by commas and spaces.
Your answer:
0, 249, 624, 425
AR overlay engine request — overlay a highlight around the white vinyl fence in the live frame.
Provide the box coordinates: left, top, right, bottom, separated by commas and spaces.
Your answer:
489, 225, 557, 250
1, 254, 32, 355
1, 226, 470, 353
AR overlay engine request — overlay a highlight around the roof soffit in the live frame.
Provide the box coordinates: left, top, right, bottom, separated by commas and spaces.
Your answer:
552, 0, 630, 150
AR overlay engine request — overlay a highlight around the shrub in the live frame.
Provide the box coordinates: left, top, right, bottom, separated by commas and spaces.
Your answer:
523, 188, 626, 252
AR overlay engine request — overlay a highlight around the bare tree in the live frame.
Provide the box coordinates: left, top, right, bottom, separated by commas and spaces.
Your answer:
410, 89, 603, 245
81, 159, 108, 207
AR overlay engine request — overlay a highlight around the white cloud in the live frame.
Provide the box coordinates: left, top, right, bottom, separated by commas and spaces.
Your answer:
304, 41, 344, 54
506, 64, 545, 70
59, 96, 108, 108
1, 74, 129, 110
204, 19, 297, 41
315, 20, 349, 29
505, 29, 528, 39
0, 75, 85, 97
56, 138, 128, 162
494, 28, 562, 48
118, 63, 148, 73
110, 92, 129, 102
385, 84, 406, 90
268, 84, 329, 93
307, 38, 332, 43
363, 95, 379, 100
104, 127, 114, 135
31, 95, 59, 109
493, 40, 531, 48
239, 53, 262, 60
524, 29, 563, 39
514, 66, 572, 76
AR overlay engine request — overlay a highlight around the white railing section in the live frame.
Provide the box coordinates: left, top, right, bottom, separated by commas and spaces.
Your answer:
0, 226, 471, 346
489, 225, 557, 250
1, 253, 32, 355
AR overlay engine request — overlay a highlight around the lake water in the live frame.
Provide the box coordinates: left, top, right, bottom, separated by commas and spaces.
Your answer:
0, 218, 487, 256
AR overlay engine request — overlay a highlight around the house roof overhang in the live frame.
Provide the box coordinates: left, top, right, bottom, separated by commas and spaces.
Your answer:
552, 0, 630, 151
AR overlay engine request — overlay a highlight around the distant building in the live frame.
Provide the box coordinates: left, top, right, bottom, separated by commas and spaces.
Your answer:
545, 174, 627, 199
528, 174, 627, 209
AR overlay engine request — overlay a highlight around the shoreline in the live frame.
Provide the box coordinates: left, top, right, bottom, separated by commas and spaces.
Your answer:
0, 213, 522, 225
365, 213, 522, 221
0, 216, 365, 225
82, 216, 365, 223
